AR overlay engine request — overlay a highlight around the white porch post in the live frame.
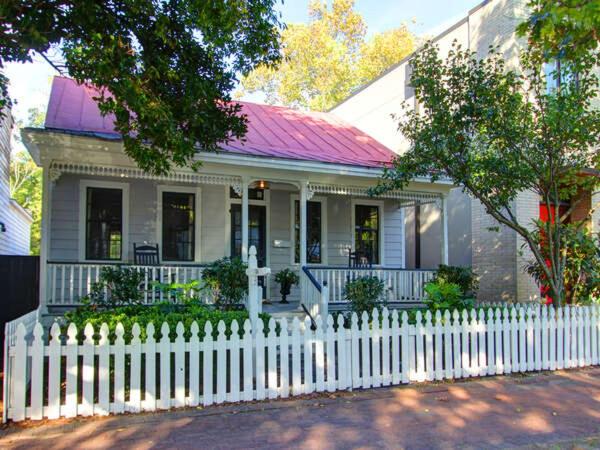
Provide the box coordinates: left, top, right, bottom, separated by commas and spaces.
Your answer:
399, 207, 406, 268
39, 166, 54, 313
299, 181, 308, 268
440, 195, 449, 265
299, 181, 308, 306
241, 177, 249, 262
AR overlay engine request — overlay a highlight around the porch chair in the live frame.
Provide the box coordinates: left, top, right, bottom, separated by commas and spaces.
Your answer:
134, 243, 170, 301
346, 248, 372, 283
348, 248, 372, 269
134, 243, 160, 265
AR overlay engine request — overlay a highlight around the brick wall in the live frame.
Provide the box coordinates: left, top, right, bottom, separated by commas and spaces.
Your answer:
515, 190, 540, 302
593, 191, 600, 235
471, 198, 518, 301
570, 189, 592, 228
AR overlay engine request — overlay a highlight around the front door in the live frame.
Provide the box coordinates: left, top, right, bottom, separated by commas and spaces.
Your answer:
230, 204, 267, 297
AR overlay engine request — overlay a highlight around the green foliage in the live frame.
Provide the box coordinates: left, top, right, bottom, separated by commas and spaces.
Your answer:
239, 0, 414, 111
433, 265, 478, 297
9, 150, 41, 254
63, 302, 271, 343
202, 257, 248, 310
343, 275, 386, 316
152, 279, 205, 304
1, 0, 282, 174
83, 266, 144, 308
274, 268, 299, 302
423, 280, 474, 313
9, 107, 45, 255
371, 40, 600, 306
517, 0, 599, 63
525, 223, 600, 304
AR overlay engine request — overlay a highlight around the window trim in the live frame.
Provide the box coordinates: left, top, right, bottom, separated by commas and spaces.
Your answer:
156, 185, 202, 263
351, 199, 385, 266
79, 179, 130, 263
289, 195, 328, 266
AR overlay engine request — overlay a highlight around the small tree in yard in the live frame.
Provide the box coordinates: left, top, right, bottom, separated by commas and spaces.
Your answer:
371, 40, 599, 306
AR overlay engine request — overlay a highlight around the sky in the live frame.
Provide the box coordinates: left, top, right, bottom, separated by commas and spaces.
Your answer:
4, 0, 479, 128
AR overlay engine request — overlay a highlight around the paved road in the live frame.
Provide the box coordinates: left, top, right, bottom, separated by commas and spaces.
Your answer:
2, 368, 600, 449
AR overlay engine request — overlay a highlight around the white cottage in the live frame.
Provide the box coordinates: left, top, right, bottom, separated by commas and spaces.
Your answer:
23, 77, 454, 315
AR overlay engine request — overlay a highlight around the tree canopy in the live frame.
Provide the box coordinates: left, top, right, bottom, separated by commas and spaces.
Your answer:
238, 0, 415, 111
372, 40, 600, 305
1, 0, 282, 174
517, 0, 599, 62
10, 107, 45, 255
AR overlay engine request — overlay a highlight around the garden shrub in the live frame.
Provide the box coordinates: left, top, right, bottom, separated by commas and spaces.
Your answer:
525, 226, 600, 305
82, 266, 145, 308
433, 264, 478, 297
423, 280, 474, 313
63, 302, 271, 343
152, 279, 204, 304
343, 275, 386, 317
202, 257, 248, 310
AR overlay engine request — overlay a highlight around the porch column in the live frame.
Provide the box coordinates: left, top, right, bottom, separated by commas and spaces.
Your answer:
440, 195, 449, 265
39, 166, 54, 313
400, 207, 407, 268
299, 181, 308, 268
241, 177, 249, 262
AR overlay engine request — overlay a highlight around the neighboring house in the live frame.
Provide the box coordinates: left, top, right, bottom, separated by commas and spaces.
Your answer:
331, 0, 600, 302
23, 76, 454, 313
0, 109, 33, 255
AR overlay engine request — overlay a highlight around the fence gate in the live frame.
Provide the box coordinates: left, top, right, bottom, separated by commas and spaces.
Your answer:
0, 256, 39, 354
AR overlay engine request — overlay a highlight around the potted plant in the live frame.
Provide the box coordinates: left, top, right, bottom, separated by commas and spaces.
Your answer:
274, 269, 299, 303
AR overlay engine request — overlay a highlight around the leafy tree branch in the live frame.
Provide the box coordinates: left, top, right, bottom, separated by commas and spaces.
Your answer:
1, 0, 283, 174
371, 41, 599, 305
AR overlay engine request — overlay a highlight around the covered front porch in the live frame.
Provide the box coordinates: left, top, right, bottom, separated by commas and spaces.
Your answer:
40, 161, 449, 314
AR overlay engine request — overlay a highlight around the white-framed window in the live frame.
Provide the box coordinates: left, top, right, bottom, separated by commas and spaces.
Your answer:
157, 185, 202, 263
351, 199, 384, 266
544, 59, 578, 93
79, 180, 130, 262
290, 195, 327, 265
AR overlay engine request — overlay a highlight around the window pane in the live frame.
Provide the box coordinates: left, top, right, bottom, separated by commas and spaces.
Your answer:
294, 200, 322, 264
354, 205, 379, 264
162, 192, 195, 261
229, 187, 264, 200
86, 187, 122, 260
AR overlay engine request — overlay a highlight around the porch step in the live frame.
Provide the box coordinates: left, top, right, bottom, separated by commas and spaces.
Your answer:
263, 301, 306, 321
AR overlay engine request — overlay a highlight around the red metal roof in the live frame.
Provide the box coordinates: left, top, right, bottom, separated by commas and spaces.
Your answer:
45, 76, 395, 168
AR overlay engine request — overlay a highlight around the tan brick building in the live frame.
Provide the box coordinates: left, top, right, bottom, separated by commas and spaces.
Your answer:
331, 0, 598, 302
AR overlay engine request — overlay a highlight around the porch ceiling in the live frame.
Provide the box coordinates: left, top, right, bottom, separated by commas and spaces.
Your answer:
47, 160, 443, 205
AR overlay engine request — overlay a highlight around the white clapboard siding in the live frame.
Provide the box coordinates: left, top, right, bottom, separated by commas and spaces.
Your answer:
4, 305, 600, 423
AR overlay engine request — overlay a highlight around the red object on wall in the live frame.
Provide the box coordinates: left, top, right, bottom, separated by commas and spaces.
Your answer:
538, 203, 570, 304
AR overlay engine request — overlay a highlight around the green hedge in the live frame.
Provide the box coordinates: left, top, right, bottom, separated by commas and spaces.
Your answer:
63, 302, 272, 343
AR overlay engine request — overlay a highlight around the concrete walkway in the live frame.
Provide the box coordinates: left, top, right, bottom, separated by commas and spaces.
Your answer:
2, 368, 600, 449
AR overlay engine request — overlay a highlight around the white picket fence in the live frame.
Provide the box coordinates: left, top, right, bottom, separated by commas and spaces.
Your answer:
4, 305, 600, 423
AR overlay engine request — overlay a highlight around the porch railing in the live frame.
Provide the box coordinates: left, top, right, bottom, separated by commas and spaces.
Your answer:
301, 267, 328, 318
46, 262, 208, 306
306, 266, 436, 304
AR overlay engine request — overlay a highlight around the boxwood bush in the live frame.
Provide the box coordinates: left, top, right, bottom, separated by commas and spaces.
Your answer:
63, 302, 271, 343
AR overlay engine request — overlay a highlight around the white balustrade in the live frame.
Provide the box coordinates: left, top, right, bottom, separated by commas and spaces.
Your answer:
307, 267, 435, 304
46, 262, 208, 305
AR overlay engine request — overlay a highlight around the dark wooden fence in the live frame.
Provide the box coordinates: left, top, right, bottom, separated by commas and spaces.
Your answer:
0, 256, 39, 350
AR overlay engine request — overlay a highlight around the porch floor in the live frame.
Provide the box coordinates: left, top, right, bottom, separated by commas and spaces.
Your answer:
262, 300, 306, 321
